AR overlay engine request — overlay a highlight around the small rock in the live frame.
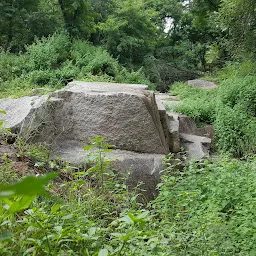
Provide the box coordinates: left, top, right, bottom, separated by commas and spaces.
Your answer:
187, 79, 217, 89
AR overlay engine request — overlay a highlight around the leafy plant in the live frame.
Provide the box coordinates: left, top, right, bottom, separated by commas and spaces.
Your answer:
83, 136, 114, 190
215, 75, 256, 156
170, 82, 217, 124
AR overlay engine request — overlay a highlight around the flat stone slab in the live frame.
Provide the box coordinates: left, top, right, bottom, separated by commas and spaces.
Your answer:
65, 81, 148, 94
155, 93, 180, 112
187, 79, 217, 89
180, 133, 211, 161
52, 142, 165, 200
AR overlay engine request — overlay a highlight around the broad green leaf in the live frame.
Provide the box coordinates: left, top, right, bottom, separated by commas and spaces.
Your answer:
119, 215, 134, 225
0, 230, 12, 241
7, 195, 36, 213
98, 249, 108, 256
84, 145, 94, 151
51, 204, 62, 213
0, 173, 57, 198
0, 110, 6, 114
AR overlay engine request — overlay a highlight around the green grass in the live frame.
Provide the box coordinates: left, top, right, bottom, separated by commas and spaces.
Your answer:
170, 82, 217, 125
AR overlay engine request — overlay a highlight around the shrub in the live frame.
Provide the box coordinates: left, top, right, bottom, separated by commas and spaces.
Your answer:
0, 52, 29, 82
71, 40, 119, 78
154, 156, 256, 255
26, 33, 71, 70
217, 60, 256, 80
171, 82, 217, 124
215, 76, 256, 156
217, 76, 256, 116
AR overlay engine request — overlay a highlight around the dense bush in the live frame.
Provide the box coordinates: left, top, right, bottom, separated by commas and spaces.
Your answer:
217, 60, 256, 80
153, 156, 256, 255
0, 52, 29, 83
0, 34, 151, 98
215, 76, 256, 156
170, 82, 217, 124
143, 56, 198, 92
27, 33, 71, 70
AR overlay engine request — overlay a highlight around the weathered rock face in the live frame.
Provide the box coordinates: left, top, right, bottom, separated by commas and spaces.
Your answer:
14, 82, 168, 155
0, 82, 214, 199
0, 96, 47, 133
180, 133, 211, 160
178, 115, 215, 139
155, 94, 181, 153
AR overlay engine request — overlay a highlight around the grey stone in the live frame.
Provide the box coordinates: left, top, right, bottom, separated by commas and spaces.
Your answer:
155, 93, 213, 160
187, 79, 217, 89
178, 115, 214, 139
1, 82, 169, 154
155, 94, 181, 152
180, 133, 211, 161
0, 96, 47, 132
195, 125, 215, 139
52, 143, 165, 200
166, 112, 180, 152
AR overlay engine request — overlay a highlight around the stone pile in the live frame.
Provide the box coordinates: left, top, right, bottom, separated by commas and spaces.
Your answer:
0, 82, 214, 199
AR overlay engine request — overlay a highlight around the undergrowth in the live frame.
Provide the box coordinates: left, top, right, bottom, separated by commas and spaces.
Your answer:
171, 82, 217, 125
1, 138, 255, 255
170, 61, 256, 156
0, 33, 151, 99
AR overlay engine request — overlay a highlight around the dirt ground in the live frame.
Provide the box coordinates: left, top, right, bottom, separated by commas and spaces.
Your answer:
0, 138, 38, 177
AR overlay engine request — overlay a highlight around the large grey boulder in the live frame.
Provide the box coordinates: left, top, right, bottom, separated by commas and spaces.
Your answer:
0, 82, 170, 200
1, 82, 169, 155
0, 82, 215, 199
187, 79, 217, 89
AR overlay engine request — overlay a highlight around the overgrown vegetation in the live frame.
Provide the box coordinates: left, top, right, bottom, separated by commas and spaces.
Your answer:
1, 0, 256, 254
1, 140, 255, 255
1, 0, 255, 92
170, 61, 256, 156
0, 34, 150, 98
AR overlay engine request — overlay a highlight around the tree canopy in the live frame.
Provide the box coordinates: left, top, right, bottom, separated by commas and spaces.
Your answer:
0, 0, 255, 88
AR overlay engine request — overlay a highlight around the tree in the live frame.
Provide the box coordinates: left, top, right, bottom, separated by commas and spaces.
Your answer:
0, 0, 61, 52
100, 0, 159, 65
57, 0, 96, 38
0, 0, 39, 51
217, 0, 256, 58
155, 0, 222, 71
